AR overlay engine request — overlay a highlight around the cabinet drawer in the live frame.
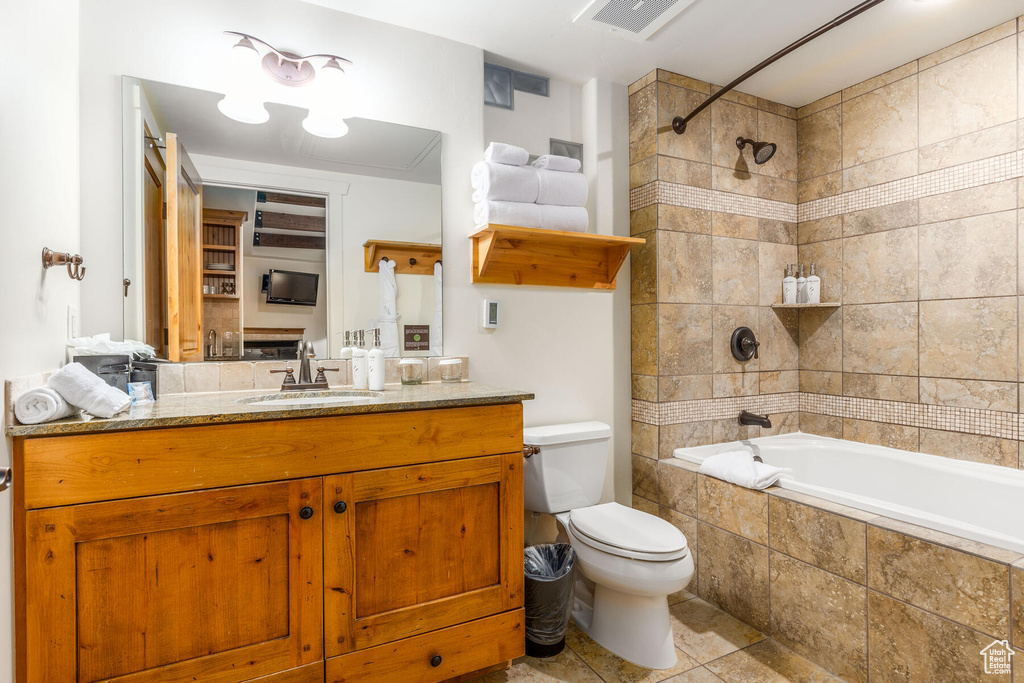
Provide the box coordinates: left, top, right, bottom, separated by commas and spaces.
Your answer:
325, 609, 524, 683
18, 403, 523, 508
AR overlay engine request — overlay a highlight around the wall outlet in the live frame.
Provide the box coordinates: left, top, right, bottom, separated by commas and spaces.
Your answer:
67, 305, 80, 339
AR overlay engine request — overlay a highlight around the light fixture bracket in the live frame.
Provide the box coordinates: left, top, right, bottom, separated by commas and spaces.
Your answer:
262, 51, 316, 87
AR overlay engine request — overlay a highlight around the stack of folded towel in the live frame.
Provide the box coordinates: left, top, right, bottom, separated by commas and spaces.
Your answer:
13, 362, 132, 425
472, 142, 589, 232
698, 450, 792, 490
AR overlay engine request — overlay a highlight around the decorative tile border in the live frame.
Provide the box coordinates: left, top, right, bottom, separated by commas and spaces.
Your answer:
631, 392, 800, 426
629, 181, 798, 222
632, 392, 1020, 441
799, 150, 1024, 222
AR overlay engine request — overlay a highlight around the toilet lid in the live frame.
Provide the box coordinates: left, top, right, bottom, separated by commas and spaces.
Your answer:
569, 502, 687, 556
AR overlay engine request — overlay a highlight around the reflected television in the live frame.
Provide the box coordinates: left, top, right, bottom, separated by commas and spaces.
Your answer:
266, 269, 319, 306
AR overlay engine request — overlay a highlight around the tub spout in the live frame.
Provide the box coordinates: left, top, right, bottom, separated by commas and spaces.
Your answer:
739, 411, 772, 429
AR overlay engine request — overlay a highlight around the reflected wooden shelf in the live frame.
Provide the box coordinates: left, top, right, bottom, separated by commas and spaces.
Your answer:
202, 269, 236, 276
202, 244, 236, 252
364, 240, 442, 275
203, 293, 239, 300
771, 303, 840, 309
469, 224, 644, 290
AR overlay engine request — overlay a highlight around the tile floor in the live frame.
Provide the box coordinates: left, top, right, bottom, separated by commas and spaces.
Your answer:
474, 594, 843, 683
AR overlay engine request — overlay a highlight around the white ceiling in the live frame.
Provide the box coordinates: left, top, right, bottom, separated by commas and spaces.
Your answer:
142, 80, 442, 184
302, 0, 1024, 107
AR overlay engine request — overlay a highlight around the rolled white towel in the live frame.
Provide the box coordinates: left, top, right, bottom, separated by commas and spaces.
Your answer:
471, 161, 540, 203
698, 450, 791, 490
14, 387, 79, 425
474, 201, 543, 229
484, 142, 529, 167
47, 362, 131, 419
539, 205, 588, 232
531, 154, 582, 173
536, 168, 589, 206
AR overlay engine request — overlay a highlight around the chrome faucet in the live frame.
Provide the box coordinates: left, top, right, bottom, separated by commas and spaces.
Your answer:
297, 341, 315, 386
207, 329, 217, 358
739, 411, 772, 429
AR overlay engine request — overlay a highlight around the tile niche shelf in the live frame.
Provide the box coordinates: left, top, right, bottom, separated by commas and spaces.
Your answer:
469, 224, 645, 289
771, 302, 840, 309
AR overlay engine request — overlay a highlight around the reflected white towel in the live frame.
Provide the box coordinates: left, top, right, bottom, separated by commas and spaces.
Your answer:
474, 201, 543, 229
698, 450, 791, 490
539, 205, 588, 232
376, 259, 400, 358
531, 154, 581, 173
47, 362, 131, 419
471, 161, 540, 203
430, 261, 443, 356
14, 387, 79, 425
536, 168, 588, 206
484, 142, 529, 167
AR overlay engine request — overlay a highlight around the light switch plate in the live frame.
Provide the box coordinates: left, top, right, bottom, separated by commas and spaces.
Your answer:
481, 299, 499, 328
67, 305, 80, 338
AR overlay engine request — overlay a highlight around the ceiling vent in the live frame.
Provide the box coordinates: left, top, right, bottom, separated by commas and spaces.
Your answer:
574, 0, 698, 42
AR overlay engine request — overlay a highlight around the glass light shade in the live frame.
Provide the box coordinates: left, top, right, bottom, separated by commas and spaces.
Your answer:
218, 37, 269, 124
301, 59, 352, 138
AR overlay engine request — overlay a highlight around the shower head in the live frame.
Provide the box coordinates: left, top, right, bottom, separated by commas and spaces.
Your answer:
736, 137, 777, 165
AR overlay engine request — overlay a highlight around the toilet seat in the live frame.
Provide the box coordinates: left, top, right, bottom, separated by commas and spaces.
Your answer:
567, 503, 688, 561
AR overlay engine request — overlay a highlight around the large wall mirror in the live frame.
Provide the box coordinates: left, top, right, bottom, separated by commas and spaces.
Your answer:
122, 77, 443, 362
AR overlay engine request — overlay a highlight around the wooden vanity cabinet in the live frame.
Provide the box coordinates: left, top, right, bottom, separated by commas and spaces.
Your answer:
13, 404, 526, 683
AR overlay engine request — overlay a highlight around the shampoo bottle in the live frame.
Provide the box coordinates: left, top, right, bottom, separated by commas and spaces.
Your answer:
796, 264, 807, 304
807, 263, 821, 304
352, 330, 368, 390
782, 264, 796, 304
338, 330, 353, 359
368, 329, 385, 391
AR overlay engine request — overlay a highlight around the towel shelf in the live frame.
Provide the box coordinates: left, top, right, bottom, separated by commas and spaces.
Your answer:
469, 224, 644, 290
363, 240, 442, 275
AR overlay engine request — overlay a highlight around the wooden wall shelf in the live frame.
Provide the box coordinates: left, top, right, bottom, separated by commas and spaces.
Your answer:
364, 240, 442, 275
469, 224, 644, 290
771, 303, 840, 309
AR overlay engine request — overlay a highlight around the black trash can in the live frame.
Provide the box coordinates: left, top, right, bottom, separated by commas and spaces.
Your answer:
523, 543, 577, 658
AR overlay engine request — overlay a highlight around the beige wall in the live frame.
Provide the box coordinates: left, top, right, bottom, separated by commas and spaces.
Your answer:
795, 18, 1024, 468
628, 70, 802, 470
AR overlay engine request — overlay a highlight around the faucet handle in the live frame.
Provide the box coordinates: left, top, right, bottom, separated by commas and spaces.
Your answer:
270, 366, 296, 385
314, 366, 339, 384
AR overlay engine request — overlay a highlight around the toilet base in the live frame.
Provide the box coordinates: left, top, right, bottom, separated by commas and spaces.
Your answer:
572, 579, 677, 670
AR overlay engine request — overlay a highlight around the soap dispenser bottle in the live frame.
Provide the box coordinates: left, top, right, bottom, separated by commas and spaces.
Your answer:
782, 264, 796, 304
807, 263, 821, 304
339, 330, 353, 359
796, 264, 807, 304
352, 330, 369, 390
368, 329, 385, 391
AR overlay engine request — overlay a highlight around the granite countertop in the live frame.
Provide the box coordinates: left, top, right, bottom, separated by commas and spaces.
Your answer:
6, 382, 534, 438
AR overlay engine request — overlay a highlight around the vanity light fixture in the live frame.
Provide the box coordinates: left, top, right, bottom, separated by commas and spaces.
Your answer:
218, 31, 353, 137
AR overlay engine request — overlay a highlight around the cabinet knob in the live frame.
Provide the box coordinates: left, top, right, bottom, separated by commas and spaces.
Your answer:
299, 506, 314, 520
334, 500, 348, 514
430, 655, 442, 667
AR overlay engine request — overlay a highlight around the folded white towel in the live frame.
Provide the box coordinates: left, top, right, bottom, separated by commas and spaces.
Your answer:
536, 168, 589, 206
14, 387, 79, 425
47, 362, 131, 419
698, 450, 791, 490
532, 154, 582, 173
539, 205, 588, 232
471, 161, 540, 203
484, 142, 529, 167
474, 200, 543, 229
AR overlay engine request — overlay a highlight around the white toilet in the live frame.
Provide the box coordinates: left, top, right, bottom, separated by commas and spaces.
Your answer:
523, 421, 694, 670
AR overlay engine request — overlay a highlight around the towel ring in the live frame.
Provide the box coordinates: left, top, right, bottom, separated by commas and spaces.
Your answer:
0, 467, 11, 492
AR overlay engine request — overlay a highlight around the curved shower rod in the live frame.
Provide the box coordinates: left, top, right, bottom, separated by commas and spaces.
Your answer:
671, 0, 887, 135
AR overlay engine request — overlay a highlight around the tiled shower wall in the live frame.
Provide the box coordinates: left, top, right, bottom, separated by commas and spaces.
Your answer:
631, 18, 1024, 473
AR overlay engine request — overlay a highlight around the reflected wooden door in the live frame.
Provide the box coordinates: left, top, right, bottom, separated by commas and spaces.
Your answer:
21, 479, 324, 682
142, 122, 166, 357
324, 453, 523, 657
165, 132, 203, 362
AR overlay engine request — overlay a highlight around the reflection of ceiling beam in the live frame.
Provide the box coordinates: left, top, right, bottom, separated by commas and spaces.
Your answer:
255, 210, 325, 233
253, 231, 325, 250
257, 191, 326, 208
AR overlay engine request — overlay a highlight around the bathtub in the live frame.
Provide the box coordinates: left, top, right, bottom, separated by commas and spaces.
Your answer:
673, 432, 1024, 554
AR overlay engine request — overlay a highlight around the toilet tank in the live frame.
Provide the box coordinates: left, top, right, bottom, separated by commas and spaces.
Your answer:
523, 421, 612, 514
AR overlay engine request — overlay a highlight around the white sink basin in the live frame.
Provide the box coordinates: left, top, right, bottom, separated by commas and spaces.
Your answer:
239, 390, 384, 407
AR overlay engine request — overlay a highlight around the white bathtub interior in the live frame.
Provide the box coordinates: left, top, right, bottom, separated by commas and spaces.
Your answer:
673, 432, 1024, 554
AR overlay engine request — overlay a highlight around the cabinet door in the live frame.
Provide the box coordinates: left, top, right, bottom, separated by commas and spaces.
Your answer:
324, 453, 523, 655
21, 479, 323, 683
